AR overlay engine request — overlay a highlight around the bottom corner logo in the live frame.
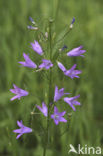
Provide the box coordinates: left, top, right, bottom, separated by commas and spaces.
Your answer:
68, 144, 102, 155
68, 144, 78, 154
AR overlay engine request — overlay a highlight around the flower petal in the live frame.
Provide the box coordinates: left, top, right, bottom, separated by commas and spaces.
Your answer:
54, 119, 59, 125
73, 100, 81, 105
54, 86, 59, 102
17, 120, 23, 127
59, 117, 67, 123
10, 95, 20, 101
16, 133, 23, 139
58, 111, 66, 117
13, 129, 21, 133
54, 106, 58, 114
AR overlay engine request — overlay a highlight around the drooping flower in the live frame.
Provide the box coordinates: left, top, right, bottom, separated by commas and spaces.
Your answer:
13, 120, 32, 139
54, 86, 70, 102
10, 84, 29, 101
36, 102, 48, 117
67, 46, 86, 57
18, 53, 37, 68
31, 40, 43, 55
51, 106, 67, 125
39, 59, 53, 70
64, 95, 80, 111
57, 62, 82, 79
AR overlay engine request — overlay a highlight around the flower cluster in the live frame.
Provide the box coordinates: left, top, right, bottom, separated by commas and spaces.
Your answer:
18, 41, 53, 70
10, 17, 86, 139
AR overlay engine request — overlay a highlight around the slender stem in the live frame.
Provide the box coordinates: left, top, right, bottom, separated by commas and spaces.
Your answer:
38, 29, 46, 40
56, 27, 72, 44
47, 19, 52, 142
43, 19, 53, 156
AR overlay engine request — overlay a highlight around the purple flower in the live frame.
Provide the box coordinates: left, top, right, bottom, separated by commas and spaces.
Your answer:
39, 59, 53, 70
67, 46, 86, 57
57, 62, 82, 79
64, 64, 82, 79
51, 106, 67, 125
27, 25, 38, 30
64, 95, 80, 111
31, 40, 43, 55
10, 84, 29, 101
57, 62, 66, 72
36, 102, 48, 117
13, 120, 32, 139
18, 53, 37, 68
54, 86, 70, 102
71, 17, 75, 24
29, 17, 35, 25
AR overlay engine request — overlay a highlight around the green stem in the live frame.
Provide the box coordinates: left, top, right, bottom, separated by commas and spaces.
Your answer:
56, 27, 72, 45
47, 19, 52, 141
43, 19, 53, 156
43, 147, 46, 156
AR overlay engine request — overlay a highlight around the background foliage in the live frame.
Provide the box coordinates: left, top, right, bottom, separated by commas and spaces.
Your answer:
0, 0, 103, 155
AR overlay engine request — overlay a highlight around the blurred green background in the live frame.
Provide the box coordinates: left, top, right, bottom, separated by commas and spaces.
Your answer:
0, 0, 103, 155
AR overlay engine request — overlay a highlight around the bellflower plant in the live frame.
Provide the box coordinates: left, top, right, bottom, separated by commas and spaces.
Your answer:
10, 17, 86, 156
